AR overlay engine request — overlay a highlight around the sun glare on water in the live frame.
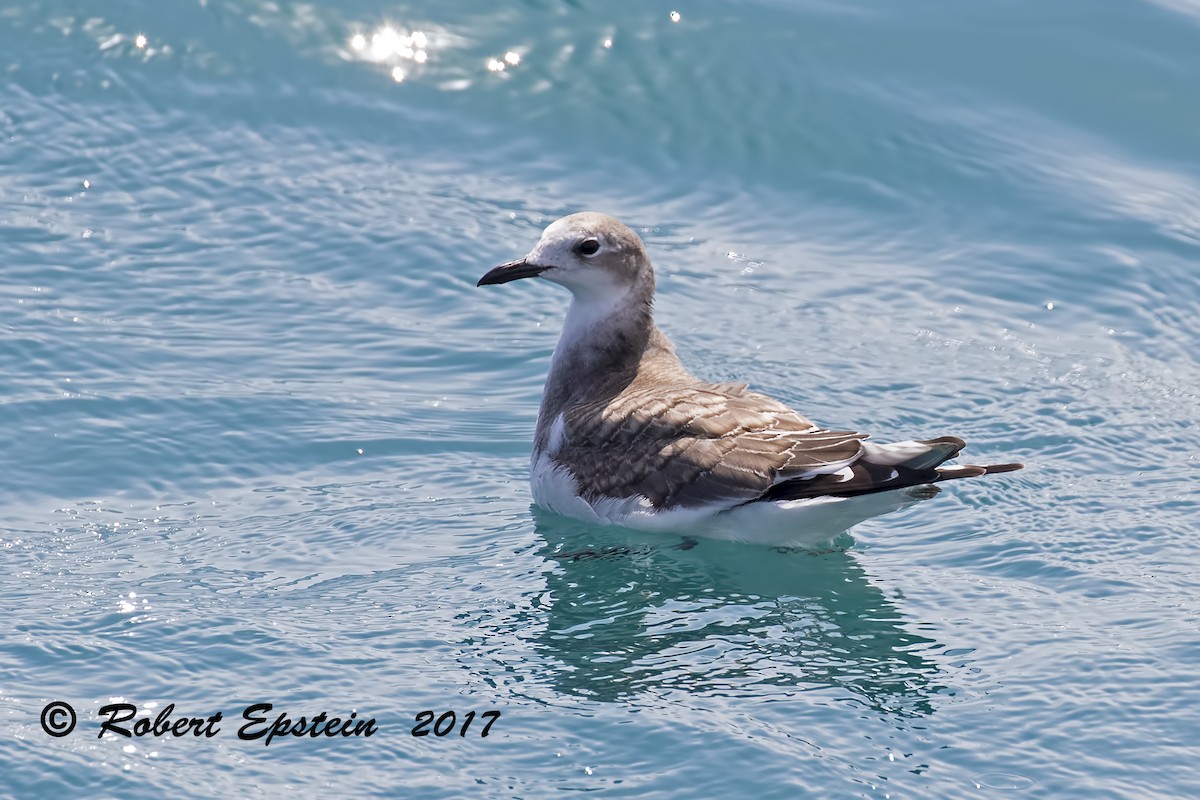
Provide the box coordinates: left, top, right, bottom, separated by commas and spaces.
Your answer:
347, 23, 524, 84
347, 25, 430, 80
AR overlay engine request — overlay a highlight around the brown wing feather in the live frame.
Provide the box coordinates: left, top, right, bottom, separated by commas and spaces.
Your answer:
557, 380, 866, 509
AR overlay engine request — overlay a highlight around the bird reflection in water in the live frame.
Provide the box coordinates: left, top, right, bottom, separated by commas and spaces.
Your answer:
525, 509, 945, 718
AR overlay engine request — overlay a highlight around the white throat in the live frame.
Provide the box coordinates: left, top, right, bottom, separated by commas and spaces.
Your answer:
551, 286, 633, 369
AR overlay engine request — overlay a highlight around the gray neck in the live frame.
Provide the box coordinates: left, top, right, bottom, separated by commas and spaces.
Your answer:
534, 280, 680, 454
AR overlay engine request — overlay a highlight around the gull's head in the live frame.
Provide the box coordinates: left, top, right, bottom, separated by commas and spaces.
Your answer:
477, 212, 653, 300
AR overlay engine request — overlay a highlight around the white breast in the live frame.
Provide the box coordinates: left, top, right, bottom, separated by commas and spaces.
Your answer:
530, 451, 601, 522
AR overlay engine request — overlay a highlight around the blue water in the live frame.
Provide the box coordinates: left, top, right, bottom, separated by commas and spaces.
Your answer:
3, 0, 1199, 796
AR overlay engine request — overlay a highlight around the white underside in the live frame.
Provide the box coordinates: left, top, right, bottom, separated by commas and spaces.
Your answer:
530, 452, 931, 549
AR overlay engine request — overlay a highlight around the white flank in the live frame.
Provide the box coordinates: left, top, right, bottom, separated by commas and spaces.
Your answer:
531, 452, 933, 548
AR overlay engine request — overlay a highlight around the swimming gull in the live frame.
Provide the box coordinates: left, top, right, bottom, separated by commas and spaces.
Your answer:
478, 212, 1023, 547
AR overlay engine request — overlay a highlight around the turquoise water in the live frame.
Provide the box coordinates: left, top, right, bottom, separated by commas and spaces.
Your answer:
3, 0, 1199, 796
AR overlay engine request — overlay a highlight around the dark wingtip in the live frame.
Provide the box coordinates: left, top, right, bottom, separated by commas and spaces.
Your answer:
921, 435, 967, 449
934, 461, 1023, 484
918, 435, 967, 457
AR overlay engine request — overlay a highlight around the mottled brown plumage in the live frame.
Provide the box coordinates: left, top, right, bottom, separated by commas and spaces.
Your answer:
477, 212, 1023, 532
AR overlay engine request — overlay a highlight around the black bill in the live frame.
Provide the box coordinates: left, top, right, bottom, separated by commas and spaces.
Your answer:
477, 258, 549, 286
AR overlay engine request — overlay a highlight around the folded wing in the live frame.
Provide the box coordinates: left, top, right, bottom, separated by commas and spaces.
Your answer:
557, 381, 1021, 510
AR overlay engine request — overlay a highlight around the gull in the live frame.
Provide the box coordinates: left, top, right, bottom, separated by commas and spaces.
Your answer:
478, 212, 1023, 547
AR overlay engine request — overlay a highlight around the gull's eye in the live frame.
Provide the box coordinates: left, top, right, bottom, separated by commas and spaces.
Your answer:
577, 238, 600, 256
